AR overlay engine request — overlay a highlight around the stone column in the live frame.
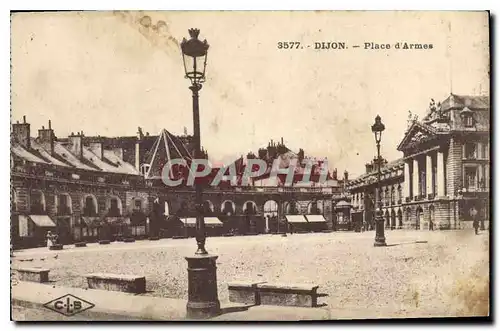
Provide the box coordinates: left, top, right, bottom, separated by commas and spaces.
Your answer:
412, 158, 419, 198
437, 151, 445, 197
404, 160, 411, 199
426, 154, 433, 198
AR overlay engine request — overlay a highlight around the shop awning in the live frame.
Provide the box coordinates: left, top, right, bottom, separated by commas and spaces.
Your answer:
285, 215, 308, 223
305, 215, 326, 223
28, 215, 56, 227
183, 217, 223, 227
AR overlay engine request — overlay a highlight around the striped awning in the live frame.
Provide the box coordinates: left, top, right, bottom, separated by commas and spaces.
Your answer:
305, 215, 326, 223
285, 215, 308, 223
183, 217, 223, 227
28, 215, 56, 227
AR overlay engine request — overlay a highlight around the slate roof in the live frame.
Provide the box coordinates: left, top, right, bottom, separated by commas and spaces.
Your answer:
441, 94, 490, 111
12, 139, 140, 175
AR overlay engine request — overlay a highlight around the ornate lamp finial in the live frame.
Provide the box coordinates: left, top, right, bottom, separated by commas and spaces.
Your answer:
188, 28, 200, 39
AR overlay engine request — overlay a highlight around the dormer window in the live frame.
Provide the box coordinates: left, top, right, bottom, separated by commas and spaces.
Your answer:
464, 115, 474, 127
140, 164, 150, 176
460, 108, 475, 128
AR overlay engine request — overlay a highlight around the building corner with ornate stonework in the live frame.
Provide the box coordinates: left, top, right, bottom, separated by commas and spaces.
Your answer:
346, 94, 490, 231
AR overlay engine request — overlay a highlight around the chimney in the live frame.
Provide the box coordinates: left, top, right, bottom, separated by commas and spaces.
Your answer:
68, 132, 83, 159
135, 137, 141, 170
12, 115, 31, 149
37, 120, 55, 154
344, 170, 349, 182
89, 141, 104, 160
365, 163, 373, 174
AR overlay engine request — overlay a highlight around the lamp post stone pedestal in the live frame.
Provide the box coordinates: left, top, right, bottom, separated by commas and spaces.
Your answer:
373, 209, 387, 247
185, 254, 221, 319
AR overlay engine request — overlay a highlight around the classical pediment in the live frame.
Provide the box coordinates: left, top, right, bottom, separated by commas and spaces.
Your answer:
397, 121, 438, 151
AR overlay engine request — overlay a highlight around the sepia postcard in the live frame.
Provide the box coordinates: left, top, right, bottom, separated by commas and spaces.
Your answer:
10, 10, 490, 321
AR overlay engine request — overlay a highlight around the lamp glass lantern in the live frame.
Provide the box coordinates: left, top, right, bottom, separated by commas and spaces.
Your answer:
181, 28, 209, 86
371, 115, 385, 144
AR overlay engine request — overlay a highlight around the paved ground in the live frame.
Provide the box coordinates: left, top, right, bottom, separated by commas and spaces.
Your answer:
11, 230, 490, 319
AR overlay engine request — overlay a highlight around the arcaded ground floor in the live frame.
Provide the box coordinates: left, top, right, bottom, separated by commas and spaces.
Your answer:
11, 229, 489, 318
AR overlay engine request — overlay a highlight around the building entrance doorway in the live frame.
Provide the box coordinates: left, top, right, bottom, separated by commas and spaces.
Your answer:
416, 207, 424, 230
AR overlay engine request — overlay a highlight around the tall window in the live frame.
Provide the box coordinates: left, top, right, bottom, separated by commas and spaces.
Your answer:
310, 201, 320, 214
484, 165, 490, 189
83, 196, 97, 217
222, 201, 234, 216
464, 143, 477, 160
464, 166, 478, 190
109, 198, 121, 216
30, 190, 45, 214
288, 201, 299, 215
482, 143, 489, 160
134, 199, 142, 211
390, 187, 395, 205
58, 194, 71, 215
478, 165, 487, 189
245, 202, 256, 215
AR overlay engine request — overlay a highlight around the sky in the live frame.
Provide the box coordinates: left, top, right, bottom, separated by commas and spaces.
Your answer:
11, 11, 489, 177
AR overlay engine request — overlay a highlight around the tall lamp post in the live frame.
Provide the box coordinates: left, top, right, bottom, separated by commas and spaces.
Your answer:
181, 28, 220, 319
372, 115, 387, 247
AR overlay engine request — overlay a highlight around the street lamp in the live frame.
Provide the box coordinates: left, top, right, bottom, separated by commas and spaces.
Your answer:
181, 28, 220, 319
372, 115, 387, 247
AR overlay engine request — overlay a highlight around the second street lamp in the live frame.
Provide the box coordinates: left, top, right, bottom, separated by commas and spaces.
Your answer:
372, 115, 387, 247
181, 28, 220, 319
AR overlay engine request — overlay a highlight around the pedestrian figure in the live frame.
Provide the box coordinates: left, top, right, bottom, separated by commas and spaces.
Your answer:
46, 231, 54, 248
429, 220, 434, 231
289, 222, 294, 235
470, 206, 479, 235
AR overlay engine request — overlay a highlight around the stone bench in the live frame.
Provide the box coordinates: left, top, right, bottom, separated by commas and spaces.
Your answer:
148, 236, 160, 241
49, 244, 63, 250
99, 240, 111, 245
123, 237, 135, 243
228, 281, 267, 305
75, 242, 87, 247
85, 273, 146, 294
15, 267, 50, 283
256, 283, 319, 307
